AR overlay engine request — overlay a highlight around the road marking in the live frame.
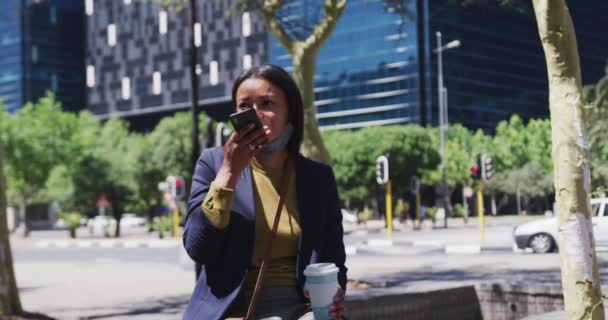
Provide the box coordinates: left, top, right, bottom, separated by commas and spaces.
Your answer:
76, 241, 93, 248
148, 240, 180, 248
445, 244, 481, 254
35, 241, 49, 248
99, 241, 116, 248
413, 240, 443, 248
367, 239, 393, 247
55, 241, 69, 248
124, 241, 140, 248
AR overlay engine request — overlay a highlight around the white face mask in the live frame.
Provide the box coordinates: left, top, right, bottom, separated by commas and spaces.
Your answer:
256, 123, 294, 158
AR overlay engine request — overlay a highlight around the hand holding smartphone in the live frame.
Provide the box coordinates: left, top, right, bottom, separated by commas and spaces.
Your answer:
229, 108, 262, 132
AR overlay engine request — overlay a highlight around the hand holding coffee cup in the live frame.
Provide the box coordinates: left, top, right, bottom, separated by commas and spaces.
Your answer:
304, 263, 343, 320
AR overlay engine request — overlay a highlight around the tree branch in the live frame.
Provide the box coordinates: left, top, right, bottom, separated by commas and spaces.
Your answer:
260, 0, 296, 53
532, 0, 582, 83
302, 0, 346, 53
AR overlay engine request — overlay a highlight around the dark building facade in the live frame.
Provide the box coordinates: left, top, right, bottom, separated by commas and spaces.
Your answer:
424, 0, 608, 132
84, 0, 608, 132
0, 0, 85, 112
270, 0, 421, 130
85, 0, 268, 125
269, 0, 608, 132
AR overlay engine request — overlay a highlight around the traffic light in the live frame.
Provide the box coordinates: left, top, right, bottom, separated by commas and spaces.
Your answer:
482, 154, 493, 180
376, 155, 389, 185
470, 165, 480, 180
166, 176, 186, 199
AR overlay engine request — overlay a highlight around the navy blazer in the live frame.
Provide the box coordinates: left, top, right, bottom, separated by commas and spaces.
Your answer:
182, 147, 348, 320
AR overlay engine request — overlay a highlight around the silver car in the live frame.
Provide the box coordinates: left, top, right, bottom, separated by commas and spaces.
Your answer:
513, 198, 608, 253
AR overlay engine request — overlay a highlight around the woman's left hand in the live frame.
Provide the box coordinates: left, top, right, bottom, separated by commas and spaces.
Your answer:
328, 287, 345, 319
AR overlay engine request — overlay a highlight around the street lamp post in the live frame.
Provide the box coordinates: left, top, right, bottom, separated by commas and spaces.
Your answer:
434, 31, 460, 228
189, 0, 201, 172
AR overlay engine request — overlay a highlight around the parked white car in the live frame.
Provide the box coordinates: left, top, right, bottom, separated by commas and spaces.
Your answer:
87, 214, 147, 235
120, 213, 147, 228
341, 209, 358, 234
513, 198, 608, 253
87, 215, 116, 235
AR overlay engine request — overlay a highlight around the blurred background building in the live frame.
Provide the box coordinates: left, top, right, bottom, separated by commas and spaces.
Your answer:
0, 0, 84, 113
84, 0, 268, 129
2, 0, 606, 132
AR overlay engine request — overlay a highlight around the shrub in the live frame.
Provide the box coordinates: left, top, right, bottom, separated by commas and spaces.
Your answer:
152, 215, 172, 239
58, 212, 82, 238
452, 204, 465, 218
358, 209, 372, 223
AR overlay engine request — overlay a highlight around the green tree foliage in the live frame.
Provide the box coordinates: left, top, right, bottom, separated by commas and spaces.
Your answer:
0, 101, 23, 316
492, 115, 552, 174
584, 67, 608, 190
421, 124, 489, 188
70, 117, 136, 237
1, 93, 80, 235
485, 162, 553, 211
323, 125, 439, 202
132, 111, 208, 219
148, 112, 196, 181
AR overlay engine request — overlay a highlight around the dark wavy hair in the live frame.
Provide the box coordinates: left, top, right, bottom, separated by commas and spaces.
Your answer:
231, 64, 304, 157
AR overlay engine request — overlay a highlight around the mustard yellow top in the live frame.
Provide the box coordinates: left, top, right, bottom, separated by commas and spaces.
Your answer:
201, 160, 300, 288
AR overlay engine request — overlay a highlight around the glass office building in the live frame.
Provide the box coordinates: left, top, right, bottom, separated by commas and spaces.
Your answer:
0, 0, 84, 113
269, 0, 608, 132
270, 0, 420, 130
0, 1, 23, 112
425, 0, 608, 132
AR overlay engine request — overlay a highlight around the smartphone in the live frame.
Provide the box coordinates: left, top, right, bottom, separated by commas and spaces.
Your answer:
228, 108, 262, 132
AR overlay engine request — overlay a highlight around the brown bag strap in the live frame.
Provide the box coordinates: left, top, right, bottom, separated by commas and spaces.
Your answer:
244, 157, 293, 320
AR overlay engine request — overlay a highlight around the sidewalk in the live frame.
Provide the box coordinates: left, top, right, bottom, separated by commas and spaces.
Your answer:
357, 214, 538, 231
9, 226, 180, 249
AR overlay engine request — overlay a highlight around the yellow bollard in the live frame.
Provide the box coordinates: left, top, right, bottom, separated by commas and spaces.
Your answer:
386, 180, 393, 240
173, 207, 180, 239
477, 179, 484, 242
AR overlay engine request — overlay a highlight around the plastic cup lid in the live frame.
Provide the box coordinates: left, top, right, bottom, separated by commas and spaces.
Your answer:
304, 263, 339, 277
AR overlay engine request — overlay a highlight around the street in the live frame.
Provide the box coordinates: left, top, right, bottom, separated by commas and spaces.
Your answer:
10, 216, 608, 319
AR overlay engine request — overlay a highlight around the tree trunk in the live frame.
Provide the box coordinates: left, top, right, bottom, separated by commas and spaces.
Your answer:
18, 197, 28, 238
113, 204, 121, 238
532, 1, 605, 319
0, 143, 23, 315
292, 45, 331, 164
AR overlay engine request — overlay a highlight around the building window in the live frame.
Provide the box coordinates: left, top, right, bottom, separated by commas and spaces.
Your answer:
123, 0, 132, 4
122, 77, 131, 100
50, 6, 57, 25
31, 45, 38, 63
85, 0, 94, 16
107, 24, 117, 47
153, 72, 162, 95
159, 11, 168, 35
86, 65, 96, 88
51, 74, 58, 92
243, 54, 252, 69
194, 23, 202, 47
209, 61, 219, 85
242, 12, 251, 37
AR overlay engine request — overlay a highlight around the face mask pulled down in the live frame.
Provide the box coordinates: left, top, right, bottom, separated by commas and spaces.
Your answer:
256, 123, 294, 158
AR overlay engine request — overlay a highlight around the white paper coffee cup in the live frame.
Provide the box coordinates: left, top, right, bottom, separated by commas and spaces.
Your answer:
304, 263, 339, 320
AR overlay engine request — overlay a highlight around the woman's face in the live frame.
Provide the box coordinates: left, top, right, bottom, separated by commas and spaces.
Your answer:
235, 77, 289, 143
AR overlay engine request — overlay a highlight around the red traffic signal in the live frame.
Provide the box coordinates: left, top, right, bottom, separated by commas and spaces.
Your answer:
175, 178, 183, 188
470, 165, 480, 180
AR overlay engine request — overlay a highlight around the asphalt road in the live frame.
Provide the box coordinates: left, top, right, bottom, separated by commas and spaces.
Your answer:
10, 217, 608, 319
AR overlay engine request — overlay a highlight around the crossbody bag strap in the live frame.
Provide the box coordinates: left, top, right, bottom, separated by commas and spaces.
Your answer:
244, 157, 293, 320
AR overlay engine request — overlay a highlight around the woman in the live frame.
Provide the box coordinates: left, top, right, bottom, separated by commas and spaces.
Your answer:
183, 64, 347, 320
